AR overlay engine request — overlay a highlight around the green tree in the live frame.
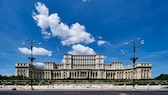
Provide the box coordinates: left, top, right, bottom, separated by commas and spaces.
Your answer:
155, 74, 168, 80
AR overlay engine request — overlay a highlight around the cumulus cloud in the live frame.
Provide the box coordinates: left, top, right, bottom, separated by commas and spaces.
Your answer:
33, 2, 95, 45
18, 47, 52, 56
97, 40, 111, 46
68, 44, 96, 55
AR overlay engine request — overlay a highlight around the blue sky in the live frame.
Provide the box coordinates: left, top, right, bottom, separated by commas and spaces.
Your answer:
0, 0, 168, 78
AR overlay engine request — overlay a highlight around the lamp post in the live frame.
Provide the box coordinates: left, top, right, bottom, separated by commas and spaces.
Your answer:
22, 40, 40, 90
130, 38, 144, 89
29, 41, 36, 90
130, 41, 138, 89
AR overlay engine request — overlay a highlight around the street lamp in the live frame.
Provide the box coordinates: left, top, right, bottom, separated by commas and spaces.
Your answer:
130, 38, 144, 89
22, 40, 41, 90
130, 41, 138, 89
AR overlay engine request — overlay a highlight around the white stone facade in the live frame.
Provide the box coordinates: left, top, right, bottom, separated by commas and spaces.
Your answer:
15, 54, 152, 80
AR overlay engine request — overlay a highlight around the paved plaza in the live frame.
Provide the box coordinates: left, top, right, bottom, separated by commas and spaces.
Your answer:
0, 91, 168, 95
1, 84, 168, 91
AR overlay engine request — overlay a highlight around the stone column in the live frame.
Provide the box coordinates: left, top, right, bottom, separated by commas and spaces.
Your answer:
61, 71, 64, 79
97, 71, 101, 79
104, 71, 106, 79
79, 71, 81, 79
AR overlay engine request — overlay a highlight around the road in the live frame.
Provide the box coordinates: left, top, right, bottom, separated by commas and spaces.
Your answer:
0, 91, 168, 95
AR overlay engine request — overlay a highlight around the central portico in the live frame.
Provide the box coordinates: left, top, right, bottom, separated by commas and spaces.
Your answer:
44, 54, 106, 79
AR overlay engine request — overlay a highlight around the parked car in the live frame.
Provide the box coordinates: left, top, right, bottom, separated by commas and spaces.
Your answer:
12, 87, 16, 90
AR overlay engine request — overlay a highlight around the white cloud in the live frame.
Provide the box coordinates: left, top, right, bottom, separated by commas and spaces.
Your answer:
34, 62, 44, 66
82, 0, 91, 2
18, 47, 52, 56
33, 2, 95, 45
68, 44, 96, 55
124, 42, 129, 45
98, 36, 102, 39
137, 37, 145, 44
97, 40, 111, 46
140, 40, 145, 44
120, 49, 128, 55
33, 2, 50, 39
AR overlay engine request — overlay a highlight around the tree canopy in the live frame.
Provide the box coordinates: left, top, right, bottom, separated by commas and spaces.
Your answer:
155, 74, 168, 80
0, 75, 26, 80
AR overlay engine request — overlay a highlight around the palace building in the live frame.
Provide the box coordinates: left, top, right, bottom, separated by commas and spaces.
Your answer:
15, 54, 152, 80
